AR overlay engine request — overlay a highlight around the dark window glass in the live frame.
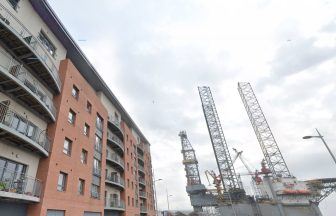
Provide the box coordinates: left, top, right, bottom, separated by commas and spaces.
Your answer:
57, 172, 67, 191
38, 31, 56, 57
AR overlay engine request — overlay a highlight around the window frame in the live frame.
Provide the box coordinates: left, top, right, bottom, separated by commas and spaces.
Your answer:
80, 149, 88, 164
84, 123, 90, 136
63, 138, 72, 156
86, 101, 92, 114
78, 178, 85, 195
71, 85, 79, 100
7, 0, 20, 10
38, 30, 57, 57
68, 109, 76, 125
57, 172, 67, 192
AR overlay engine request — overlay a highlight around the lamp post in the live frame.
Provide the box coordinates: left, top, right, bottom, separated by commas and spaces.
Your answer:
303, 128, 336, 165
153, 176, 162, 216
166, 188, 172, 212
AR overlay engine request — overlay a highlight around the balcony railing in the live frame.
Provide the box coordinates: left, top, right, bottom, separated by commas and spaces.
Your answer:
0, 166, 41, 199
105, 175, 125, 187
139, 177, 146, 185
106, 151, 124, 169
0, 49, 56, 119
139, 191, 146, 198
92, 168, 101, 177
140, 206, 147, 213
137, 142, 144, 152
138, 153, 144, 161
0, 3, 61, 91
105, 198, 125, 210
107, 131, 124, 151
138, 165, 145, 173
0, 103, 50, 154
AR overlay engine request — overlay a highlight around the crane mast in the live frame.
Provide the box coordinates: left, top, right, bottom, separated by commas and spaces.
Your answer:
238, 82, 291, 178
179, 131, 202, 186
198, 86, 241, 191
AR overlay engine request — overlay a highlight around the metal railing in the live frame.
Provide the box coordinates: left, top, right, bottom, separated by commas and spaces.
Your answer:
139, 191, 146, 198
0, 3, 61, 89
0, 103, 50, 152
139, 177, 146, 185
107, 131, 124, 150
105, 174, 125, 187
138, 165, 145, 173
138, 142, 144, 151
92, 168, 101, 177
140, 206, 147, 212
106, 151, 124, 168
108, 115, 123, 132
105, 198, 125, 209
0, 166, 41, 198
0, 49, 56, 118
138, 153, 144, 161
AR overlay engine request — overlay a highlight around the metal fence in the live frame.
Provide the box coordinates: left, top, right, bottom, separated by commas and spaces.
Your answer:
105, 198, 125, 209
0, 166, 41, 197
0, 103, 50, 152
0, 3, 61, 89
106, 151, 124, 168
107, 131, 124, 150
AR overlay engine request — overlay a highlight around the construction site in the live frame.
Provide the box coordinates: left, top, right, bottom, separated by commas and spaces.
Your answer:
179, 82, 336, 216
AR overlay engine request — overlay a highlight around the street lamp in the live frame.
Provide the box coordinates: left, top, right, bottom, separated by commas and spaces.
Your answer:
153, 177, 163, 216
303, 128, 336, 165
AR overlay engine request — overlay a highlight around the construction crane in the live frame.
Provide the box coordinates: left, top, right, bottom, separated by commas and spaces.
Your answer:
198, 86, 245, 201
179, 131, 202, 186
238, 82, 291, 178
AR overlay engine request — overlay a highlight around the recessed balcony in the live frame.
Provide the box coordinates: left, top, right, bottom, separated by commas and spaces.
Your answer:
139, 191, 147, 199
105, 198, 125, 211
105, 175, 125, 190
0, 3, 61, 93
0, 167, 41, 203
0, 50, 56, 121
139, 177, 146, 186
138, 165, 145, 175
107, 116, 123, 140
140, 206, 147, 213
138, 153, 144, 162
106, 151, 124, 171
107, 131, 124, 154
0, 103, 50, 157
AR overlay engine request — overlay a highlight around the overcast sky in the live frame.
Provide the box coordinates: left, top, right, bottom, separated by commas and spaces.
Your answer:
50, 0, 336, 215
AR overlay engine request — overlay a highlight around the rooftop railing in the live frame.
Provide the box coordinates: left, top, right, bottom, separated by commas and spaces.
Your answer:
0, 103, 50, 153
0, 3, 61, 90
0, 49, 56, 119
105, 198, 125, 210
0, 166, 41, 198
106, 151, 124, 168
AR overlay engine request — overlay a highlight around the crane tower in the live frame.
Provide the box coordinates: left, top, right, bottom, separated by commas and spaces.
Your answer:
198, 86, 244, 198
238, 82, 291, 178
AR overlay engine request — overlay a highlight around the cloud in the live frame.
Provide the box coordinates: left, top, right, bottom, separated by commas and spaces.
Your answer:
50, 0, 336, 214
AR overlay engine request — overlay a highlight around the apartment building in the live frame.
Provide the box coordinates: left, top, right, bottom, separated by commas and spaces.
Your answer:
0, 0, 155, 216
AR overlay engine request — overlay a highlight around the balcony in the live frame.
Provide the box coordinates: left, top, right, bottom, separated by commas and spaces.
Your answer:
139, 177, 146, 186
138, 165, 145, 175
138, 153, 144, 162
106, 151, 124, 171
140, 206, 147, 213
105, 175, 125, 190
0, 167, 41, 202
0, 49, 56, 121
139, 191, 147, 199
0, 3, 61, 93
105, 198, 125, 211
107, 131, 124, 154
0, 103, 50, 156
107, 116, 123, 140
137, 142, 144, 153
92, 168, 101, 177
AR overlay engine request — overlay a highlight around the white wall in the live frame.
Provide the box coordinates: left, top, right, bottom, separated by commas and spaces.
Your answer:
97, 92, 121, 121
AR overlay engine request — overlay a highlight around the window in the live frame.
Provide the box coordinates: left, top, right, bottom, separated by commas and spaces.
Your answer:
68, 109, 76, 124
96, 115, 103, 132
86, 101, 92, 113
72, 85, 79, 99
38, 31, 56, 57
47, 210, 65, 216
84, 123, 90, 136
128, 196, 130, 206
127, 179, 129, 188
81, 149, 88, 164
57, 172, 67, 191
0, 157, 26, 184
132, 198, 134, 207
94, 135, 102, 153
91, 184, 100, 199
93, 158, 101, 176
127, 163, 129, 171
78, 179, 85, 195
63, 138, 72, 156
8, 0, 20, 10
